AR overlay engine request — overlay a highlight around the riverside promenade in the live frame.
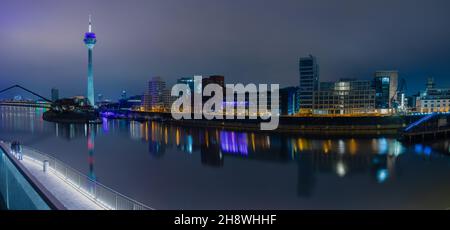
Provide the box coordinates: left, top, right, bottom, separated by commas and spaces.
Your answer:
0, 141, 152, 210
19, 152, 103, 210
1, 141, 103, 210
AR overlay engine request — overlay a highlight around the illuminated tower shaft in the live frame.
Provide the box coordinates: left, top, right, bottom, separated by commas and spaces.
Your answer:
84, 15, 97, 106
87, 48, 94, 105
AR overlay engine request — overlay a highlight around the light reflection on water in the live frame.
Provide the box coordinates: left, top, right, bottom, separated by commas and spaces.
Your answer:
1, 106, 450, 209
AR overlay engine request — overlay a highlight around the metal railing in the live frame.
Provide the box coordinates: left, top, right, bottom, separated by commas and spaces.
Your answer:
6, 142, 153, 210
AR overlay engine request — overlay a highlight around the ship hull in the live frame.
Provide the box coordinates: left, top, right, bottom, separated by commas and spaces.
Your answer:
43, 110, 100, 124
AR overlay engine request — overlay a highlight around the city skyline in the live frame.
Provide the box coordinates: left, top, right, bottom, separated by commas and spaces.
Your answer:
3, 0, 450, 223
1, 0, 450, 99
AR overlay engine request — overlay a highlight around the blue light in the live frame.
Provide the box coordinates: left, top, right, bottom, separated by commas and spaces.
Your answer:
186, 135, 193, 153
377, 169, 389, 183
378, 138, 388, 155
100, 111, 118, 118
424, 146, 432, 156
102, 117, 109, 132
372, 158, 380, 164
219, 131, 248, 155
404, 113, 436, 132
84, 32, 97, 39
414, 144, 423, 154
222, 101, 248, 106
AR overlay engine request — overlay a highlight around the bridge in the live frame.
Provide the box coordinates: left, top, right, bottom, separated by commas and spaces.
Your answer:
404, 113, 437, 132
401, 112, 450, 142
0, 85, 52, 108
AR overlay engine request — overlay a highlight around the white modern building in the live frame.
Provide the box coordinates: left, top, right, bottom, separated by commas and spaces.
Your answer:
416, 78, 450, 113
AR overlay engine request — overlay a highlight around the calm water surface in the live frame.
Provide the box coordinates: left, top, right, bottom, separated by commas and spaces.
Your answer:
1, 106, 450, 209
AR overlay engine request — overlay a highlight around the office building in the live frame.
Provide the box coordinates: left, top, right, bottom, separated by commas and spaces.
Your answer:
177, 77, 196, 93
51, 88, 59, 102
162, 88, 177, 111
298, 55, 319, 114
374, 71, 398, 112
202, 75, 225, 89
280, 87, 299, 115
417, 78, 450, 113
143, 77, 167, 112
313, 79, 376, 115
407, 93, 420, 111
202, 75, 225, 111
177, 76, 203, 113
119, 95, 142, 110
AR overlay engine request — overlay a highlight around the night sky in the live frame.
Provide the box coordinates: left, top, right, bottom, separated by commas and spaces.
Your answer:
1, 0, 450, 100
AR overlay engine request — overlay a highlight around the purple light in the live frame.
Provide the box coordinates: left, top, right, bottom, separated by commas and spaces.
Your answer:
102, 117, 109, 132
100, 111, 128, 119
84, 32, 96, 39
100, 111, 115, 117
220, 131, 248, 155
222, 101, 248, 106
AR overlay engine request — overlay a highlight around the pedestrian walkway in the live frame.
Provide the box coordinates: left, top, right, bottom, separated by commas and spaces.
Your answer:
1, 140, 152, 210
1, 142, 103, 210
20, 154, 104, 210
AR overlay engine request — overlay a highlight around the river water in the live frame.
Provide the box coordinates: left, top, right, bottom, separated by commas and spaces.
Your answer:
1, 106, 450, 209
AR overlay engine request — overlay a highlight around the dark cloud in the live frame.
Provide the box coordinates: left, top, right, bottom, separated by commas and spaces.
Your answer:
1, 0, 450, 99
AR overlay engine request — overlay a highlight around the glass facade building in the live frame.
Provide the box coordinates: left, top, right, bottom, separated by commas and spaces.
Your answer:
374, 71, 398, 111
313, 79, 375, 115
298, 55, 319, 114
280, 87, 299, 115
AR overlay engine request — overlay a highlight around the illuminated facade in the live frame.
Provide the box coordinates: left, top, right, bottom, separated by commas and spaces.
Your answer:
280, 87, 299, 115
119, 95, 142, 110
223, 89, 274, 118
313, 79, 375, 115
298, 55, 319, 114
374, 71, 398, 112
83, 15, 97, 106
177, 76, 196, 92
143, 77, 168, 112
416, 78, 450, 113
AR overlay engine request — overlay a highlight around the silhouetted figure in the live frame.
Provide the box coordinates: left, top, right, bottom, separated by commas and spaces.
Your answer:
10, 141, 16, 156
16, 141, 23, 160
10, 141, 23, 160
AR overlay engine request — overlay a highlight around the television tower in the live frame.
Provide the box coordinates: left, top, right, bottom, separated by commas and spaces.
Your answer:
83, 15, 97, 106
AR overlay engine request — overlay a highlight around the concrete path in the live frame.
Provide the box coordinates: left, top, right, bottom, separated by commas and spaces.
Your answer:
4, 144, 104, 210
